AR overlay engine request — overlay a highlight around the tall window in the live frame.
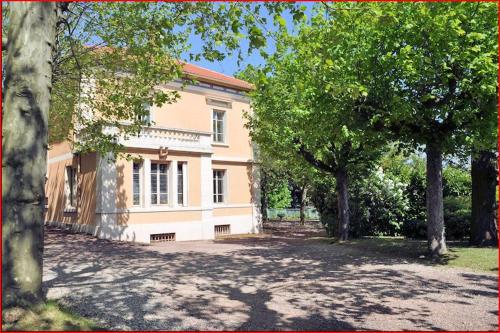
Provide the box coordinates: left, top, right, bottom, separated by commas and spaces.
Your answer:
177, 162, 185, 205
138, 103, 152, 125
65, 166, 77, 208
132, 162, 142, 206
151, 163, 168, 205
212, 110, 225, 143
213, 170, 225, 203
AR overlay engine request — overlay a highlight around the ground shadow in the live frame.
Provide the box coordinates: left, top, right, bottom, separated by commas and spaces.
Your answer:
42, 225, 498, 331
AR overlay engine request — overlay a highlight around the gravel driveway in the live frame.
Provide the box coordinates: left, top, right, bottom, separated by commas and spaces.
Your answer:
43, 226, 498, 331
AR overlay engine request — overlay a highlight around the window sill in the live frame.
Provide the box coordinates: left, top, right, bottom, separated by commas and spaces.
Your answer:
211, 142, 229, 147
64, 207, 77, 213
124, 206, 204, 213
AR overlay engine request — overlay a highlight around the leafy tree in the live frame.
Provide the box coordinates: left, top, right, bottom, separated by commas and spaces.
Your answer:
246, 3, 388, 240
371, 2, 497, 255
2, 2, 306, 308
252, 142, 316, 224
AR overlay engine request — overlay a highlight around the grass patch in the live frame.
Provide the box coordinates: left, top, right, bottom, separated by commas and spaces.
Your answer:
2, 300, 103, 331
445, 246, 498, 272
341, 237, 498, 272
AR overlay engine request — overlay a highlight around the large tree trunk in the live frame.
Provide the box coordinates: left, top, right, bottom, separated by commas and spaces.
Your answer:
471, 150, 498, 246
2, 3, 58, 307
299, 186, 307, 225
335, 167, 349, 241
425, 142, 447, 256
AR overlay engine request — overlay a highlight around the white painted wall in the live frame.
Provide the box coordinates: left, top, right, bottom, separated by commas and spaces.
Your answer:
95, 153, 119, 240
200, 153, 215, 240
47, 213, 257, 243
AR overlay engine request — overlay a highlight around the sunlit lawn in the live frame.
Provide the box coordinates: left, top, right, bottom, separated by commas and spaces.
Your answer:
340, 237, 498, 273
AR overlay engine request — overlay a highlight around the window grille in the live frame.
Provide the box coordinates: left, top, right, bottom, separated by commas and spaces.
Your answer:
215, 224, 230, 237
150, 233, 175, 243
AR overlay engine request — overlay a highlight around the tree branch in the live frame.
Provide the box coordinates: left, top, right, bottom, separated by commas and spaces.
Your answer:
294, 139, 337, 173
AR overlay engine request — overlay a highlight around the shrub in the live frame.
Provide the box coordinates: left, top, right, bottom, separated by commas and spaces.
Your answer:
350, 168, 409, 236
444, 196, 471, 240
401, 220, 427, 239
404, 159, 427, 226
309, 177, 337, 237
400, 159, 472, 240
311, 168, 409, 238
310, 155, 472, 240
402, 196, 471, 240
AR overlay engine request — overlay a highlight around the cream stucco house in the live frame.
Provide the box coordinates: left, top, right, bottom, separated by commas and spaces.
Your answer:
45, 63, 261, 243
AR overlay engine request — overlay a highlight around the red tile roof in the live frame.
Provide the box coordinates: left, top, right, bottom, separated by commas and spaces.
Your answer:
86, 46, 253, 91
180, 62, 254, 92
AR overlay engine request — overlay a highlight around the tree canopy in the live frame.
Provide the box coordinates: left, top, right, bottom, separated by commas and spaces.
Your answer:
244, 3, 391, 240
244, 2, 497, 252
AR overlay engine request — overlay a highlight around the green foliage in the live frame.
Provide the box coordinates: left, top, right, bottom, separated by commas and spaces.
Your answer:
443, 196, 471, 240
311, 167, 409, 238
371, 2, 498, 154
309, 177, 337, 237
268, 182, 292, 209
350, 168, 409, 237
398, 157, 472, 240
404, 158, 427, 226
244, 3, 389, 180
443, 165, 472, 197
312, 152, 473, 239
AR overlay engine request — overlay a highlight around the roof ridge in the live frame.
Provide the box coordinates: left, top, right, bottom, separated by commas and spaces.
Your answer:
182, 61, 245, 82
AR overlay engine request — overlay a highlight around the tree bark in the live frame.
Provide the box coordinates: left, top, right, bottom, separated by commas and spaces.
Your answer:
299, 186, 307, 225
335, 167, 349, 241
2, 3, 58, 307
425, 142, 447, 256
471, 150, 498, 246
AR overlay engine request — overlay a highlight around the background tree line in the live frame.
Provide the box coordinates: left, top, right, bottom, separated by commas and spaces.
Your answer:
241, 2, 498, 256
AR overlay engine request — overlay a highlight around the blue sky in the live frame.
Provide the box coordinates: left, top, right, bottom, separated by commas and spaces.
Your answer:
181, 2, 315, 77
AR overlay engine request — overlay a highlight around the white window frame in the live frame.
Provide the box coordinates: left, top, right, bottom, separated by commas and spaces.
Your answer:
132, 161, 143, 206
65, 166, 77, 209
213, 169, 226, 204
212, 109, 226, 144
177, 162, 188, 206
139, 102, 153, 125
150, 162, 169, 205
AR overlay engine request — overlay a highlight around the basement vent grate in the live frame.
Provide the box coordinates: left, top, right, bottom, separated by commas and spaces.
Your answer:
214, 224, 231, 237
150, 233, 176, 243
